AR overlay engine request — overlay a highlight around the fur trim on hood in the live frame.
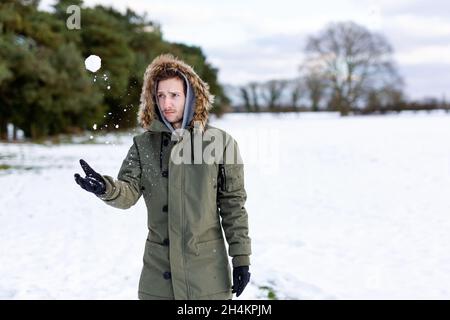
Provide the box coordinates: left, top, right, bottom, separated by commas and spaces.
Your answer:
138, 53, 214, 131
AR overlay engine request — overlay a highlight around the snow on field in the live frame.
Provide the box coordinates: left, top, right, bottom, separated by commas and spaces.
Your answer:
1, 111, 450, 299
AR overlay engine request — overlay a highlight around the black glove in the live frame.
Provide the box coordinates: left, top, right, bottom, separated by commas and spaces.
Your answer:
74, 159, 106, 195
232, 266, 251, 297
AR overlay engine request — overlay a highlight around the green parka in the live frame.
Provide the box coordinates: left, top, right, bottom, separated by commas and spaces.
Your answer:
96, 54, 251, 300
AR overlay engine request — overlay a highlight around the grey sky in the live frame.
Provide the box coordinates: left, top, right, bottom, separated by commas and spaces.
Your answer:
40, 0, 450, 100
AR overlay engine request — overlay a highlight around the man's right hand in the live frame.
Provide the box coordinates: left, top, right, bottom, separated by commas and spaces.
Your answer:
74, 159, 106, 195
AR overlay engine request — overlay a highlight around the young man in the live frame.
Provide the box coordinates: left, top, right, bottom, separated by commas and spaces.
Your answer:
74, 54, 251, 300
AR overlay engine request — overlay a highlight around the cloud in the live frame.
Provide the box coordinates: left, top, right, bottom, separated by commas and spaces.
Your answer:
207, 33, 308, 85
396, 45, 450, 65
399, 63, 450, 100
388, 14, 450, 38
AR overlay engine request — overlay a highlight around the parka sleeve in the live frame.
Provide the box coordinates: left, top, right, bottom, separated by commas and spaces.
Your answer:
217, 136, 252, 267
96, 137, 142, 210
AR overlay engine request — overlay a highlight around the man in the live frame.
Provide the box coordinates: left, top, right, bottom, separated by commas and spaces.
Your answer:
74, 54, 251, 300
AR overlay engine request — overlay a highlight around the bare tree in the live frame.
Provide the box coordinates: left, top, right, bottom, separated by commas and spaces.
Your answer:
379, 86, 404, 113
365, 89, 381, 114
304, 21, 403, 115
364, 86, 404, 114
248, 82, 260, 112
300, 63, 327, 112
239, 86, 252, 112
289, 78, 304, 111
238, 82, 262, 112
261, 79, 286, 111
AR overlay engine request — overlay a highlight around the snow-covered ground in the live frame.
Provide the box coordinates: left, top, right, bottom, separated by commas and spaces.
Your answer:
1, 111, 450, 299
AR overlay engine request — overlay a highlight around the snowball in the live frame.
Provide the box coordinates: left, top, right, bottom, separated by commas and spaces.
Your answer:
85, 55, 101, 72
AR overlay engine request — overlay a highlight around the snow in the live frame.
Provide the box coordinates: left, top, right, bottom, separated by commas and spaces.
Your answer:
1, 110, 450, 299
84, 55, 101, 73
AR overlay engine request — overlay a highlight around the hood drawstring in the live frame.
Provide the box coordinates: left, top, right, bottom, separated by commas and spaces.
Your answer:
190, 130, 194, 164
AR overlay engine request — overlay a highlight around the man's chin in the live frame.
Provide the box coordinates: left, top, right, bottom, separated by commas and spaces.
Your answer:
164, 116, 178, 124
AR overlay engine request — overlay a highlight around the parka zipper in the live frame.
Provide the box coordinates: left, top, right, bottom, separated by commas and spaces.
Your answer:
180, 147, 192, 299
159, 134, 163, 171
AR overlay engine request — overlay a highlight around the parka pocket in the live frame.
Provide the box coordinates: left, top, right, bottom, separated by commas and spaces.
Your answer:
220, 164, 244, 192
187, 238, 231, 298
195, 238, 223, 256
139, 240, 173, 298
145, 240, 170, 265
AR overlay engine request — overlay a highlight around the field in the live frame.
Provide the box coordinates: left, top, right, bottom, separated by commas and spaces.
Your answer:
1, 111, 450, 299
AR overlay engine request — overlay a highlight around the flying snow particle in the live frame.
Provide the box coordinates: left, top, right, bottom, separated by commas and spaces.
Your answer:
93, 124, 97, 130
107, 85, 111, 90
84, 55, 101, 73
115, 125, 119, 129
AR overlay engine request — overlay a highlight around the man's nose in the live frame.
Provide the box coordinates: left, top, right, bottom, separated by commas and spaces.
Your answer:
162, 97, 174, 108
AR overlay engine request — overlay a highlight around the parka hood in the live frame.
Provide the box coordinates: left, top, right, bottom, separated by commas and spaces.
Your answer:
138, 53, 214, 132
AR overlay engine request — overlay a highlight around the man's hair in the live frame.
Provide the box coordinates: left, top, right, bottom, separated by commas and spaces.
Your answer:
155, 68, 187, 95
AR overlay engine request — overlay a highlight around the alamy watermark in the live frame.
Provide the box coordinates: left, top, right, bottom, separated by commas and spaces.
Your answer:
66, 5, 81, 30
168, 121, 281, 174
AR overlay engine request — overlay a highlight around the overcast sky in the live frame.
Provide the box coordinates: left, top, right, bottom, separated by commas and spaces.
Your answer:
40, 0, 450, 100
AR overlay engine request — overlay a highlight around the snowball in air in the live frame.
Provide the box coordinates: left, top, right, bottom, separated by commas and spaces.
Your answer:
85, 55, 101, 72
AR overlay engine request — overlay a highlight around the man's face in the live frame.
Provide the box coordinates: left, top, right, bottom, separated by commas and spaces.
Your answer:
157, 77, 186, 129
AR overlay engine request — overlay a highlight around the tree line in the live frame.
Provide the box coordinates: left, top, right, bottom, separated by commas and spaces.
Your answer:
0, 0, 228, 141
